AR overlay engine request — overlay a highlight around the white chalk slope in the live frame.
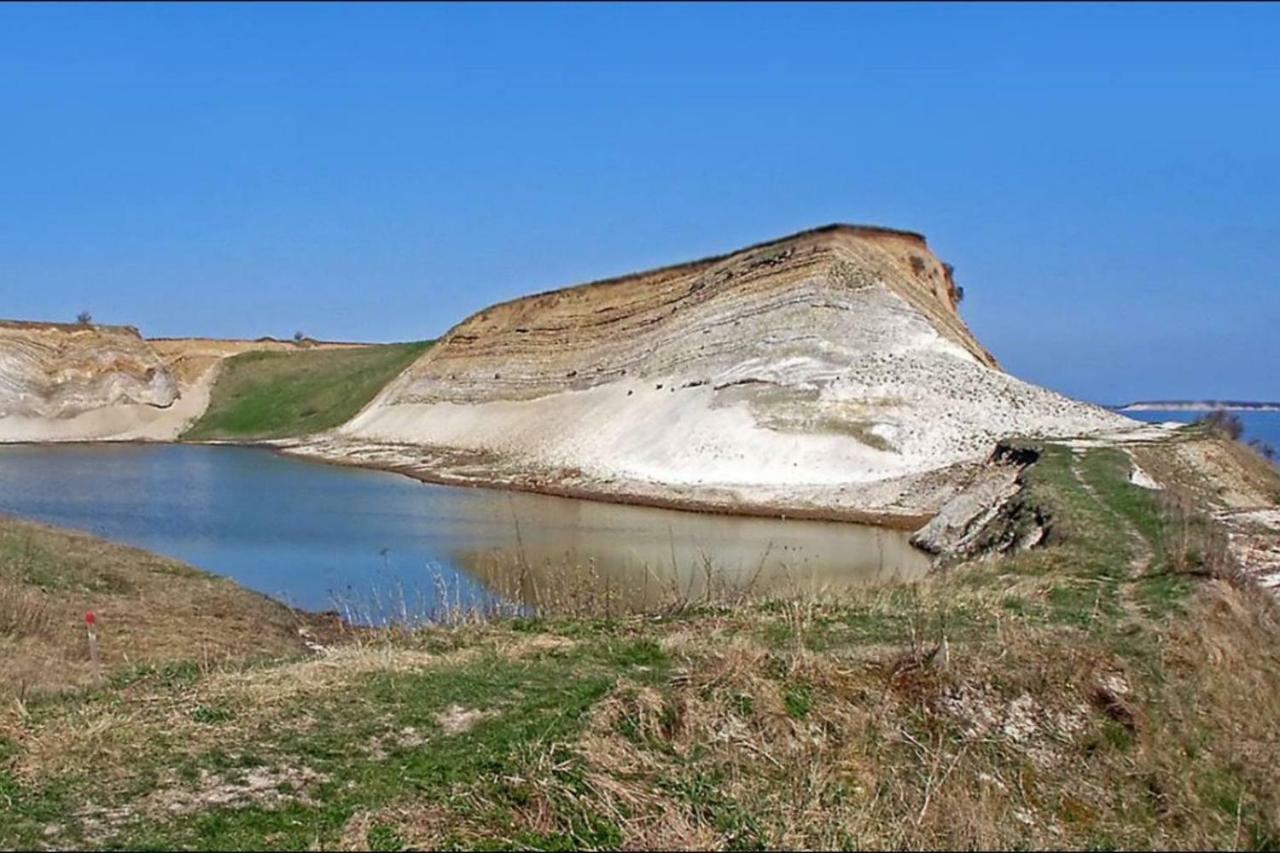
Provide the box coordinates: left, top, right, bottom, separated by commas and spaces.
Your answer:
333, 225, 1133, 519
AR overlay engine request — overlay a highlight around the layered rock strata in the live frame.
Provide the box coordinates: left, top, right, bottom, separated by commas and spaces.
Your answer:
297, 225, 1133, 523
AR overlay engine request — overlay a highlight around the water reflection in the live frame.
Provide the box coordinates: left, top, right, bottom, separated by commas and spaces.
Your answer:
453, 496, 929, 611
0, 444, 929, 623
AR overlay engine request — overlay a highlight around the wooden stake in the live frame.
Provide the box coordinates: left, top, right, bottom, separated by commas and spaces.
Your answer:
85, 611, 101, 682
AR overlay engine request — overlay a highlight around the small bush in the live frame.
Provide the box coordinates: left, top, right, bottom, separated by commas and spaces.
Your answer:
75, 311, 93, 325
1155, 490, 1242, 583
940, 263, 965, 303
1196, 409, 1244, 440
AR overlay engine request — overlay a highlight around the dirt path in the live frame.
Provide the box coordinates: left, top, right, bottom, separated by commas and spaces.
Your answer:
1069, 451, 1157, 630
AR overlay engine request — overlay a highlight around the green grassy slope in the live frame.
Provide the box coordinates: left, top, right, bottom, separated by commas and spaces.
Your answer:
181, 342, 430, 440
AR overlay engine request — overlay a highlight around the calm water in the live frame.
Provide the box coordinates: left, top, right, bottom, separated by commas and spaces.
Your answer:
1123, 409, 1280, 449
0, 444, 929, 622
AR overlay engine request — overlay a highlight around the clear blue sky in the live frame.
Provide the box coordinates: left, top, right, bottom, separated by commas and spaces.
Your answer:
2, 3, 1277, 404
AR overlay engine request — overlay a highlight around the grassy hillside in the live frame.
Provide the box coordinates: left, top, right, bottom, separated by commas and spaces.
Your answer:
1, 441, 1279, 849
182, 342, 430, 440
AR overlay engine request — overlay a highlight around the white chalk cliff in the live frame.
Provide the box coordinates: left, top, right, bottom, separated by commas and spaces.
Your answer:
307, 225, 1132, 523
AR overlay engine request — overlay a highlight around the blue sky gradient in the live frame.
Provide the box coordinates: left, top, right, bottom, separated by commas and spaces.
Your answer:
2, 3, 1277, 403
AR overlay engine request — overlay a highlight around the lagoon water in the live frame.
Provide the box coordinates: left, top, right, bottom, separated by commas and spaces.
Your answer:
0, 444, 929, 622
1123, 409, 1280, 449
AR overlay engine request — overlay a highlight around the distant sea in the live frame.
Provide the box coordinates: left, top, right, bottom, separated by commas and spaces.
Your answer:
1122, 409, 1280, 451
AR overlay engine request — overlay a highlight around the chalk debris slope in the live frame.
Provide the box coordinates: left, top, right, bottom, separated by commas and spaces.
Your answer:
320, 225, 1133, 522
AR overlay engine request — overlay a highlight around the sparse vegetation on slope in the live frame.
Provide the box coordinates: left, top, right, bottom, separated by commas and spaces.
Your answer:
2, 440, 1279, 849
0, 515, 324, 702
182, 342, 430, 440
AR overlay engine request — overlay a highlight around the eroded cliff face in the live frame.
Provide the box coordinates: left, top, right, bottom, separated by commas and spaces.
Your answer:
317, 225, 1133, 523
0, 325, 295, 443
0, 321, 177, 418
0, 325, 376, 444
380, 225, 994, 405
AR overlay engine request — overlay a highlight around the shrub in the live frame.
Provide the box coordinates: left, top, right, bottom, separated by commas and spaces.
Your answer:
76, 311, 93, 325
940, 263, 965, 304
1196, 409, 1244, 440
1155, 490, 1241, 582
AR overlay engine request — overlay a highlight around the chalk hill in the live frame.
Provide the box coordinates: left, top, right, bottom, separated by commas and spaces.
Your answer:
321, 225, 1132, 522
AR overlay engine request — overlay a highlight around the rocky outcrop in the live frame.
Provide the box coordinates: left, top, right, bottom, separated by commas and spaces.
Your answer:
317, 224, 1134, 523
0, 321, 196, 441
911, 444, 1046, 558
0, 324, 371, 443
0, 321, 176, 418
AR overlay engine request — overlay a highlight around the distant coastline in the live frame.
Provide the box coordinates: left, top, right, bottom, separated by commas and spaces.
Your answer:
1116, 401, 1280, 413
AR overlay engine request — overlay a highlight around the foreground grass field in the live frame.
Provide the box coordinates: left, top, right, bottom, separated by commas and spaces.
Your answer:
182, 342, 430, 441
2, 441, 1279, 849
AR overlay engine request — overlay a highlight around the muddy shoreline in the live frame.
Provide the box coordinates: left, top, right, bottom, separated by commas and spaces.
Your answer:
272, 443, 938, 531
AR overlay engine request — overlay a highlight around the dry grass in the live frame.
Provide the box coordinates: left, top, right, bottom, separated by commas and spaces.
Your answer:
3, 439, 1280, 849
1155, 489, 1246, 582
6, 572, 1280, 849
434, 587, 1278, 849
300, 576, 1280, 850
0, 515, 323, 700
1131, 431, 1280, 512
5, 629, 575, 790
